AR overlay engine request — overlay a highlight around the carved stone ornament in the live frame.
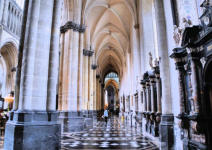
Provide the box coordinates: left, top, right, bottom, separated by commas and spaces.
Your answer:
60, 21, 86, 33
200, 57, 206, 67
83, 49, 94, 57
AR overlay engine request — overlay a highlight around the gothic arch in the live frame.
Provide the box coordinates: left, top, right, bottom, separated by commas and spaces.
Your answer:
0, 41, 18, 96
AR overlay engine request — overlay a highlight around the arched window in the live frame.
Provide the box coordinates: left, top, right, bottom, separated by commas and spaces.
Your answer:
105, 72, 119, 83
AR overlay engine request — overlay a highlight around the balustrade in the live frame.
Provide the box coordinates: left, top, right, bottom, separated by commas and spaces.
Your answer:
1, 0, 23, 37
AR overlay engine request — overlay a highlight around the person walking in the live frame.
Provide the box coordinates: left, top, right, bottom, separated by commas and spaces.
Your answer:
103, 109, 109, 125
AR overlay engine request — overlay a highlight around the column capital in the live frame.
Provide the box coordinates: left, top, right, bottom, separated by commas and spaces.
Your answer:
83, 49, 94, 57
60, 21, 86, 33
96, 74, 100, 79
170, 47, 188, 70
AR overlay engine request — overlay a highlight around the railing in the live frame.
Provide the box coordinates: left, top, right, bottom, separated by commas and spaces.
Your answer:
0, 0, 23, 37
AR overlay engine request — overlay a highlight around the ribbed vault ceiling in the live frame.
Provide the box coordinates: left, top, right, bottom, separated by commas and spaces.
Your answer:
84, 0, 136, 80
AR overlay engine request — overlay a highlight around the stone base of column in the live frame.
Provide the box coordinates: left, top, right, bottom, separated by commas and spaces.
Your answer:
142, 117, 147, 133
4, 111, 61, 150
159, 114, 174, 150
92, 110, 98, 122
137, 112, 143, 126
59, 111, 85, 132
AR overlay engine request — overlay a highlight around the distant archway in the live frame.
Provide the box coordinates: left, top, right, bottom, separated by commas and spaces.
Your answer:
104, 72, 119, 114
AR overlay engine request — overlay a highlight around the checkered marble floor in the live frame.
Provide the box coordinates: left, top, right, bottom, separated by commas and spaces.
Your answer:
61, 116, 158, 150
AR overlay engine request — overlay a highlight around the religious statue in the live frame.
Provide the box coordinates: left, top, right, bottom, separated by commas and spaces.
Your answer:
173, 17, 192, 46
173, 25, 182, 46
153, 57, 160, 67
182, 17, 192, 28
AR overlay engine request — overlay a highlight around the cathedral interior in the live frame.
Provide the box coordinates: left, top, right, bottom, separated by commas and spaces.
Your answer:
0, 0, 212, 150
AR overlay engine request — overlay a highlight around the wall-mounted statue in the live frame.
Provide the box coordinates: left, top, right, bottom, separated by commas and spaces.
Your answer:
173, 17, 192, 46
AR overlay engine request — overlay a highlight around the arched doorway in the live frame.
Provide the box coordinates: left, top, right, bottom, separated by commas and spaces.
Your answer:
104, 72, 119, 115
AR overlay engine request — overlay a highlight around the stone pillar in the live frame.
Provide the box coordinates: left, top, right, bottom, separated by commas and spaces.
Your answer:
89, 57, 94, 110
96, 78, 99, 111
47, 0, 61, 111
101, 83, 105, 109
150, 75, 156, 113
187, 48, 202, 115
78, 33, 84, 112
141, 80, 147, 132
99, 79, 102, 111
82, 49, 93, 128
154, 0, 174, 149
141, 81, 147, 112
4, 0, 61, 149
146, 80, 151, 113
58, 34, 65, 111
83, 51, 89, 110
170, 48, 187, 116
92, 68, 97, 119
58, 0, 87, 132
155, 72, 162, 114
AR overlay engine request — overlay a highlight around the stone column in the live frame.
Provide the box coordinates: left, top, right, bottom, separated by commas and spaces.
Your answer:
150, 75, 156, 113
141, 80, 147, 132
93, 68, 97, 119
82, 48, 93, 128
68, 32, 79, 111
78, 32, 84, 112
99, 79, 102, 111
58, 34, 65, 111
47, 0, 61, 111
5, 0, 61, 149
141, 81, 147, 112
58, 0, 87, 132
13, 0, 29, 111
17, 0, 40, 110
170, 48, 188, 116
96, 79, 99, 111
155, 72, 162, 114
146, 80, 151, 113
154, 0, 174, 149
83, 50, 89, 111
187, 48, 202, 115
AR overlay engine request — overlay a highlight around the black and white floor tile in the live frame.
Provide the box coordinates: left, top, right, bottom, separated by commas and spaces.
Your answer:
61, 116, 159, 150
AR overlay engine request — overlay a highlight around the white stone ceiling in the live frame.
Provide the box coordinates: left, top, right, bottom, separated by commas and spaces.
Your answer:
84, 0, 137, 79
